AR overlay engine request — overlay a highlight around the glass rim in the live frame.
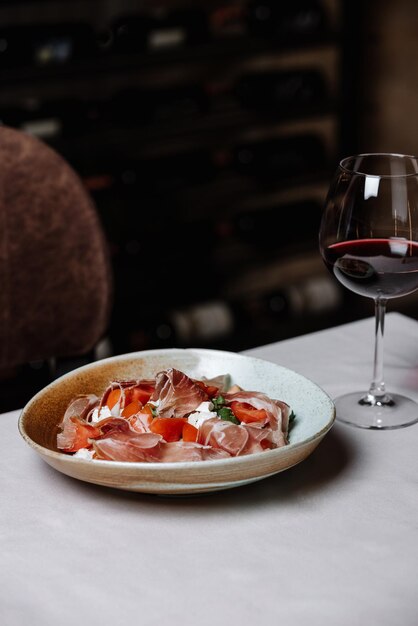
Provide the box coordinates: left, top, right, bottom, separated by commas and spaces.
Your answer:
339, 152, 418, 178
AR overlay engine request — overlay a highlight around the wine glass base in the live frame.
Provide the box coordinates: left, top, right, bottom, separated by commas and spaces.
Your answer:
334, 392, 418, 430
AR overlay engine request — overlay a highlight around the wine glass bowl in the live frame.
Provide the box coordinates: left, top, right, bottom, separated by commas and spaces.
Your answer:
319, 153, 418, 429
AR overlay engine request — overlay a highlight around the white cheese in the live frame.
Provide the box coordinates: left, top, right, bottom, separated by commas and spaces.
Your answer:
90, 405, 112, 423
73, 448, 94, 460
187, 401, 217, 428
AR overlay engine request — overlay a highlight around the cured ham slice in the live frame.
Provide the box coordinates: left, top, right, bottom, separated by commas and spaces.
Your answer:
198, 374, 230, 392
99, 379, 155, 415
95, 416, 132, 437
126, 412, 153, 433
224, 390, 290, 447
57, 367, 295, 462
241, 423, 277, 454
57, 417, 101, 453
198, 418, 249, 456
57, 415, 131, 453
158, 441, 231, 462
57, 394, 99, 451
273, 400, 292, 438
197, 414, 285, 456
62, 394, 99, 422
151, 368, 207, 418
92, 432, 162, 462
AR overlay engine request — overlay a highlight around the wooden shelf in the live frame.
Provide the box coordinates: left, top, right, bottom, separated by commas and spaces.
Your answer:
0, 0, 350, 356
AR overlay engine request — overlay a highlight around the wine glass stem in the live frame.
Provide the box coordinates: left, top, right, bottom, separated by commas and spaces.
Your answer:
360, 297, 394, 406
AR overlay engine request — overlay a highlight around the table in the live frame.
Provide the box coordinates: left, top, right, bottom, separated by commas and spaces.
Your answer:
2, 312, 418, 626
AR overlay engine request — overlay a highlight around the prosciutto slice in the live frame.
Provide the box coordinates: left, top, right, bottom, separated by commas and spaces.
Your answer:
57, 368, 294, 463
61, 394, 99, 422
92, 432, 162, 462
57, 394, 99, 451
151, 368, 208, 418
57, 415, 136, 453
198, 419, 279, 456
158, 441, 231, 462
99, 379, 156, 415
224, 390, 290, 447
126, 413, 153, 433
94, 416, 132, 437
241, 423, 277, 454
198, 418, 249, 456
198, 374, 231, 392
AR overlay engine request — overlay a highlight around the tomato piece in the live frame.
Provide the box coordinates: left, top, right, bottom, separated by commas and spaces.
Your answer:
66, 418, 101, 452
182, 422, 198, 442
229, 401, 269, 424
206, 385, 219, 398
149, 417, 187, 442
125, 384, 155, 405
195, 380, 219, 398
106, 388, 121, 410
122, 400, 142, 418
140, 403, 155, 418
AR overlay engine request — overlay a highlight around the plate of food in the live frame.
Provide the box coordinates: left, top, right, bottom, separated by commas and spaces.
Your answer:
18, 348, 335, 495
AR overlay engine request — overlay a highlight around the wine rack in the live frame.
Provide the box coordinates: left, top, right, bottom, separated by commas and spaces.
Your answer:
0, 0, 360, 370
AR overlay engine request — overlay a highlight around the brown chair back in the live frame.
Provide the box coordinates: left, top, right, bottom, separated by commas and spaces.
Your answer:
0, 125, 113, 369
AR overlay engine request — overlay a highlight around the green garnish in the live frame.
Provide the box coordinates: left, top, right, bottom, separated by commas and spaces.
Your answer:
212, 395, 225, 410
217, 407, 240, 424
288, 410, 296, 435
212, 395, 240, 423
150, 406, 158, 417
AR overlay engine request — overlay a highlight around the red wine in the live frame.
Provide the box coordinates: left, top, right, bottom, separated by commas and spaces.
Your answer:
323, 238, 418, 299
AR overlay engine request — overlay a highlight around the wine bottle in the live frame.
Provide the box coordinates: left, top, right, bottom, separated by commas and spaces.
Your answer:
233, 134, 327, 181
110, 83, 210, 127
0, 100, 60, 140
0, 22, 98, 69
78, 156, 172, 203
124, 297, 269, 351
147, 8, 209, 50
234, 199, 323, 250
157, 300, 235, 346
109, 14, 149, 54
233, 68, 327, 112
147, 84, 211, 122
285, 275, 343, 317
119, 271, 343, 352
247, 0, 328, 41
111, 8, 209, 55
0, 96, 112, 140
115, 150, 218, 193
208, 4, 248, 38
233, 276, 342, 327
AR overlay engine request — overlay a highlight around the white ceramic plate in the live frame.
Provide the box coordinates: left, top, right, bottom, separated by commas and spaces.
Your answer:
18, 348, 335, 495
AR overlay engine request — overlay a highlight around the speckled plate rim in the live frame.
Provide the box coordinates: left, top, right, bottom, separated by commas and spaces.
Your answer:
18, 348, 336, 492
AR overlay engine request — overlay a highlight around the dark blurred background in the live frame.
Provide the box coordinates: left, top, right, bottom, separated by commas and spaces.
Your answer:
1, 0, 418, 409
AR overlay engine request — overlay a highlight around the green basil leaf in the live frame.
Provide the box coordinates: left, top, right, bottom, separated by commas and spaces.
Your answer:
217, 407, 240, 424
212, 395, 225, 410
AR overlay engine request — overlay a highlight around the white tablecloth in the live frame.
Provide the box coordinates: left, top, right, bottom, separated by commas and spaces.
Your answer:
2, 312, 418, 626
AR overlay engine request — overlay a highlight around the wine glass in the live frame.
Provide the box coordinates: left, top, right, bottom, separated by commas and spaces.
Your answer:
319, 153, 418, 429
